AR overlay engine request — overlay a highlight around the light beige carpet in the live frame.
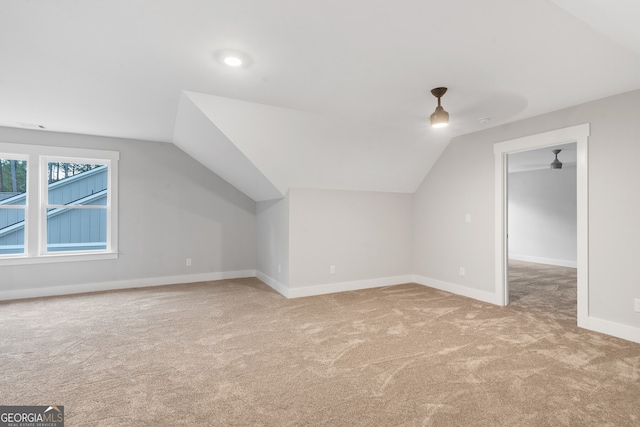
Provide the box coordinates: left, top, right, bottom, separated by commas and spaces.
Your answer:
509, 259, 578, 320
1, 263, 639, 426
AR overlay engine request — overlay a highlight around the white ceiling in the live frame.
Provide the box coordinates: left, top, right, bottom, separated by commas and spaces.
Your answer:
2, 1, 640, 200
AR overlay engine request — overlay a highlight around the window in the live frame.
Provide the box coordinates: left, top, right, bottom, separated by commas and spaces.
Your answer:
0, 143, 118, 265
0, 157, 27, 255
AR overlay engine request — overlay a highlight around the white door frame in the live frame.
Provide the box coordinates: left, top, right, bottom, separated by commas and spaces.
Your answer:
494, 123, 590, 327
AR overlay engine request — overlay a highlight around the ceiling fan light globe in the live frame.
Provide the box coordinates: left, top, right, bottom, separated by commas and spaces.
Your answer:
550, 159, 563, 169
430, 107, 449, 128
550, 149, 563, 169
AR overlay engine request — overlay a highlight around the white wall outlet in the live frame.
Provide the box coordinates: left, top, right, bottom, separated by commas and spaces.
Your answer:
465, 214, 471, 223
186, 258, 192, 267
277, 264, 281, 273
459, 267, 465, 277
330, 265, 336, 274
634, 298, 640, 313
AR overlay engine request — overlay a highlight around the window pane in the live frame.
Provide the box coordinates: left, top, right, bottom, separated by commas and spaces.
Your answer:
47, 207, 106, 252
47, 163, 107, 205
0, 158, 27, 202
0, 158, 26, 255
0, 207, 25, 254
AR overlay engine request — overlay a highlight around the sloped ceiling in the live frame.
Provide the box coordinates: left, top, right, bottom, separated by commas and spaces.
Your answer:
175, 91, 449, 199
2, 1, 640, 200
548, 0, 640, 55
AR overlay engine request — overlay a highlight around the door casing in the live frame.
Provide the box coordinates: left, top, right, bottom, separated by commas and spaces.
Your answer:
494, 124, 589, 326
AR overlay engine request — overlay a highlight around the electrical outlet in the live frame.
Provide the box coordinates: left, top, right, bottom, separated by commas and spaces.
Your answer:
186, 258, 192, 267
634, 299, 640, 313
277, 264, 281, 273
459, 267, 465, 277
330, 265, 336, 274
465, 214, 471, 223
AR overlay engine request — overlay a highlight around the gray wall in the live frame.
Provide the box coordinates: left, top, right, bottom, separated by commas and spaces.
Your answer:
256, 194, 290, 288
4, 89, 640, 337
413, 130, 495, 293
0, 126, 256, 295
414, 88, 640, 330
508, 166, 577, 267
289, 188, 413, 290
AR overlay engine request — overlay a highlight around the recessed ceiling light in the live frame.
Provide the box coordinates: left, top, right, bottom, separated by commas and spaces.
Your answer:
214, 49, 252, 68
223, 56, 243, 67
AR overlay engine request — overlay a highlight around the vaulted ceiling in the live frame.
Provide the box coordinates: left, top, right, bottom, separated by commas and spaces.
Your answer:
2, 1, 640, 200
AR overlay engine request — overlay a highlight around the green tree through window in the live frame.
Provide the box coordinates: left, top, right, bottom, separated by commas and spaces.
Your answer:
0, 159, 27, 193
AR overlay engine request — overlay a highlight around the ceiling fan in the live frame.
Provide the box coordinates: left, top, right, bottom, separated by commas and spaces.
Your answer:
550, 149, 562, 169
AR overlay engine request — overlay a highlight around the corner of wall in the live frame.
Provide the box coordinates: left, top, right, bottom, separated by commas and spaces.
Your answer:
256, 270, 289, 298
412, 275, 501, 305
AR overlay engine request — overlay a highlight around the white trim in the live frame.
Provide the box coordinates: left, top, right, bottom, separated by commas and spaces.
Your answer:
580, 316, 640, 345
413, 275, 501, 305
495, 145, 509, 305
494, 124, 590, 324
256, 271, 289, 298
0, 269, 256, 301
108, 154, 119, 256
287, 275, 414, 299
0, 251, 118, 266
508, 254, 577, 269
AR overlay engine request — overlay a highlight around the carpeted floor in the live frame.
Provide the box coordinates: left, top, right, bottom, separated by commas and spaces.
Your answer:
1, 262, 639, 426
508, 259, 578, 321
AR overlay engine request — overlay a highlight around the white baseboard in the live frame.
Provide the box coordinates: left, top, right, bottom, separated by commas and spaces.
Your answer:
579, 316, 640, 345
255, 271, 289, 298
509, 254, 577, 268
0, 269, 256, 301
413, 275, 501, 305
287, 275, 414, 299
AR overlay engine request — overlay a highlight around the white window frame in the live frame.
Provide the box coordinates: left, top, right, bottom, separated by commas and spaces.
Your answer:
0, 142, 119, 265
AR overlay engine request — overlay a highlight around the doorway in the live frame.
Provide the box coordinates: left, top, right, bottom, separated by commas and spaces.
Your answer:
493, 124, 589, 327
507, 143, 577, 314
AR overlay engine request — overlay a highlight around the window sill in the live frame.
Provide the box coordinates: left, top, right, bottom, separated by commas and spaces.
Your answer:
0, 251, 118, 266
